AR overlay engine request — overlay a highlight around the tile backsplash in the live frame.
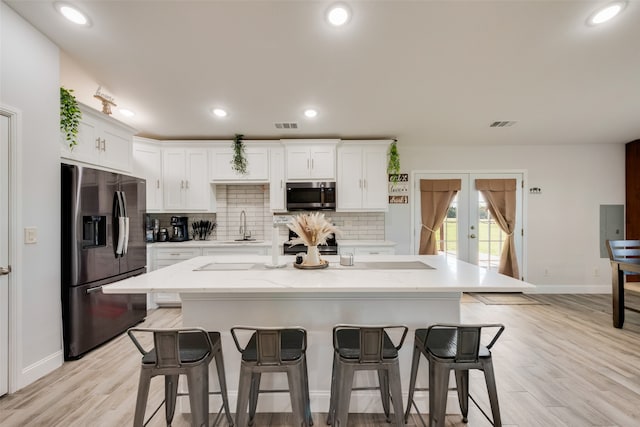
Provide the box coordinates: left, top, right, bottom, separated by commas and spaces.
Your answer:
151, 184, 385, 242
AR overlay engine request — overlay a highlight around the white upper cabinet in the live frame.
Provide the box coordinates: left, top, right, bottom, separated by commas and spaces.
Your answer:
210, 142, 269, 182
283, 139, 338, 180
269, 146, 286, 211
132, 138, 163, 211
61, 102, 135, 173
337, 141, 390, 211
162, 146, 209, 210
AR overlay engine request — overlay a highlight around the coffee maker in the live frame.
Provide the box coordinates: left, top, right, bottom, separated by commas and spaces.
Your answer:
170, 216, 189, 241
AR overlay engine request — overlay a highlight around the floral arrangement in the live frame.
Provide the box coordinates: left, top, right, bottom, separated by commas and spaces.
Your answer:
287, 212, 339, 247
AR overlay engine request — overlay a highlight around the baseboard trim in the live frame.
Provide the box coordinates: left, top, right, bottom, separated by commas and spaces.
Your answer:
18, 350, 63, 390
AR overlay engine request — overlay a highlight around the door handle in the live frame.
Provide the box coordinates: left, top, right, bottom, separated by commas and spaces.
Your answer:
470, 234, 477, 239
0, 266, 11, 276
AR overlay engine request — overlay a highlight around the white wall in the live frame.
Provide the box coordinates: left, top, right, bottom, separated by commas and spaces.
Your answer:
386, 142, 625, 291
1, 3, 63, 389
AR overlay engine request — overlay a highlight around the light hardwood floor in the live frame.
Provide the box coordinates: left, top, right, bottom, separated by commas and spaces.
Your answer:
2, 293, 640, 427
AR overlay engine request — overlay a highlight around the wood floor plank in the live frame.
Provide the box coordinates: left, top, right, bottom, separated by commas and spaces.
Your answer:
2, 295, 640, 426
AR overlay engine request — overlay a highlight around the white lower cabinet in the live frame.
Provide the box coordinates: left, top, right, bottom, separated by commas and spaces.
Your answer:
152, 247, 202, 306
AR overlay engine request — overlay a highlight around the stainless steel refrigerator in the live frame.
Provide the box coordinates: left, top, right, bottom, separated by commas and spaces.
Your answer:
61, 163, 147, 359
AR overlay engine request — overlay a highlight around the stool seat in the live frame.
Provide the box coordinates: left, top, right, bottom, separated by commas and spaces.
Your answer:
141, 331, 221, 365
414, 328, 491, 359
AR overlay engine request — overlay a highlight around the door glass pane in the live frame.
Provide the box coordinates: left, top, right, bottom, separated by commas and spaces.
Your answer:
477, 193, 504, 270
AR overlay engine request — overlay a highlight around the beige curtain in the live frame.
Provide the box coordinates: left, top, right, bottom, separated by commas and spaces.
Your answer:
419, 179, 461, 255
475, 179, 519, 279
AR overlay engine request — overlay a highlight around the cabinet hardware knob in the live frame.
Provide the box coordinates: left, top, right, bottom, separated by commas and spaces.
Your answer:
0, 265, 11, 276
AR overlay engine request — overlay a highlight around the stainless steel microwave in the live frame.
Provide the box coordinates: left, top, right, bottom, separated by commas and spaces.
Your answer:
286, 182, 336, 211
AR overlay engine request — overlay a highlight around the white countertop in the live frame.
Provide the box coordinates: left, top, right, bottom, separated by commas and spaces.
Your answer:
103, 254, 534, 294
147, 240, 396, 248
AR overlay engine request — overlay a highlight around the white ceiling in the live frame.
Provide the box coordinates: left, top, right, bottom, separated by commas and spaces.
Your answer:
6, 0, 640, 146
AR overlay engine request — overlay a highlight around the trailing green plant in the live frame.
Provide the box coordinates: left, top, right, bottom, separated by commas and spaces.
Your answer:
387, 139, 401, 183
231, 133, 248, 175
60, 87, 82, 149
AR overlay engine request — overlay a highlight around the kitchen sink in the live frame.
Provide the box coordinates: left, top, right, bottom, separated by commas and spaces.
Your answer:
220, 239, 264, 244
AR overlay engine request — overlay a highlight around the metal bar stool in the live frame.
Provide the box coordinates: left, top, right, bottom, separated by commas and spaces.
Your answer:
231, 326, 313, 427
404, 323, 505, 427
327, 324, 408, 427
127, 327, 234, 427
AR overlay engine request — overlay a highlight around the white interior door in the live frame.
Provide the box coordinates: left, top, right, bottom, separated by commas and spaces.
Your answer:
413, 171, 525, 277
1, 113, 9, 396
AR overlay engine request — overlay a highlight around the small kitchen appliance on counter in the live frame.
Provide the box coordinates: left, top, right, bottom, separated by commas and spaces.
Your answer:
170, 216, 189, 241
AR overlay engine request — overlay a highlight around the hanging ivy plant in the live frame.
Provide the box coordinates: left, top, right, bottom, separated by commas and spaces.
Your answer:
387, 139, 401, 183
60, 87, 82, 149
231, 133, 248, 175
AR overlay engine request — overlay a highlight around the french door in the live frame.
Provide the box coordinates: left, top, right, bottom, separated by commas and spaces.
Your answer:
413, 172, 525, 277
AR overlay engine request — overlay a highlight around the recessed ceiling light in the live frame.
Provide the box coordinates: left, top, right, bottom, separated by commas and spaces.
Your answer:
212, 108, 228, 117
118, 108, 135, 118
588, 1, 626, 25
304, 109, 318, 118
327, 4, 351, 26
54, 2, 91, 26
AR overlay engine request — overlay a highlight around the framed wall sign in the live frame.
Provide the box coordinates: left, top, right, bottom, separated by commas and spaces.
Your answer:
388, 174, 409, 204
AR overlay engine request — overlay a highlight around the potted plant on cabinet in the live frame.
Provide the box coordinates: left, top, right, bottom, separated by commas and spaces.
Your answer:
231, 133, 248, 175
387, 139, 401, 184
60, 87, 82, 149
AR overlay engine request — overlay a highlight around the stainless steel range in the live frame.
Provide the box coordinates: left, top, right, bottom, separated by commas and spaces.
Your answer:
282, 229, 338, 255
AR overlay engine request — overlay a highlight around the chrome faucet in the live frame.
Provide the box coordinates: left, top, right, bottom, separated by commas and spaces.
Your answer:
239, 210, 251, 240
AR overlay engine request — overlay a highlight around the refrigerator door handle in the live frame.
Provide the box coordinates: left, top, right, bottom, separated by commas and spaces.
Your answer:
123, 217, 130, 254
86, 285, 103, 294
121, 191, 129, 254
114, 191, 126, 257
112, 191, 120, 257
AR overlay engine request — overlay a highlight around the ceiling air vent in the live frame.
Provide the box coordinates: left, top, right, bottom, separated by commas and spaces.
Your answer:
274, 122, 299, 129
490, 121, 517, 128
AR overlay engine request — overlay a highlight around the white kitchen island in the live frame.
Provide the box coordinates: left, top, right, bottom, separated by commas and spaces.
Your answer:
103, 254, 534, 414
